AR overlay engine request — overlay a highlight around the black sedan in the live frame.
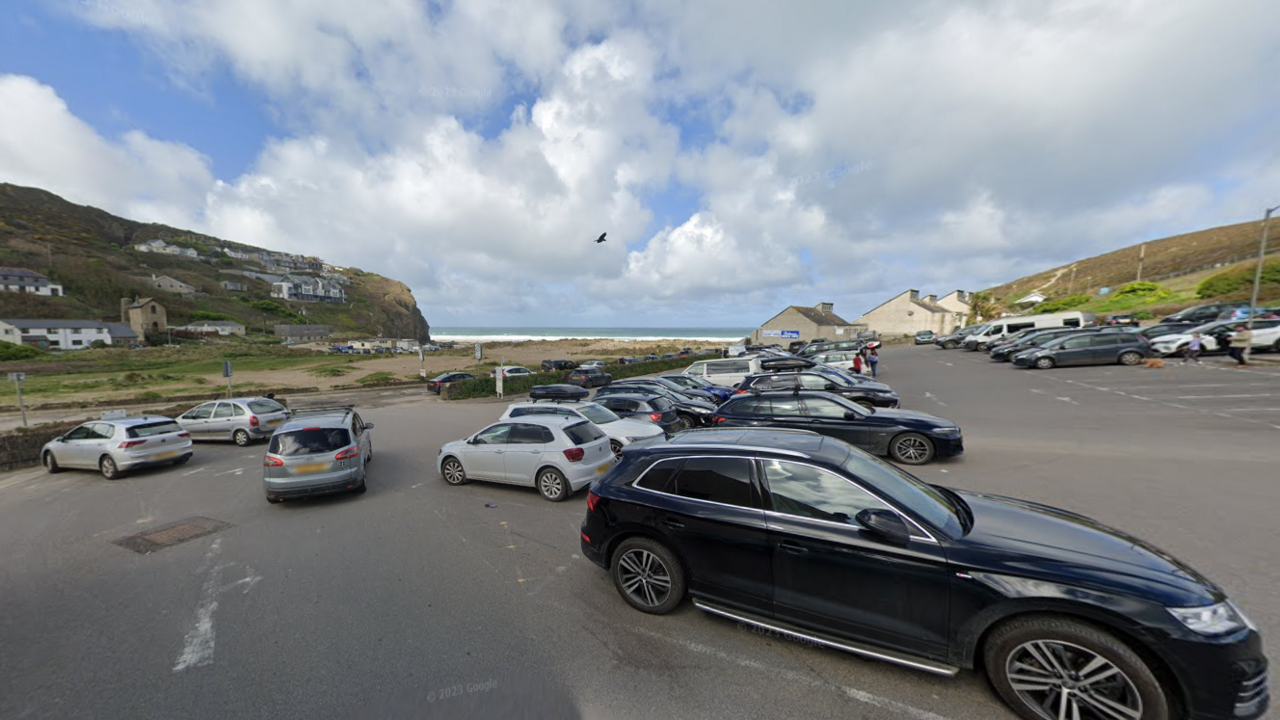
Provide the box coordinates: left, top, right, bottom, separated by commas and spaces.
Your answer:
566, 367, 612, 388
713, 390, 960, 464
580, 428, 1268, 720
595, 384, 717, 430
736, 370, 900, 409
426, 372, 475, 394
610, 377, 722, 405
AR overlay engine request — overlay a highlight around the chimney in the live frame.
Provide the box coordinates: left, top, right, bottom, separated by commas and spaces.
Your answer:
925, 294, 937, 304
817, 302, 834, 314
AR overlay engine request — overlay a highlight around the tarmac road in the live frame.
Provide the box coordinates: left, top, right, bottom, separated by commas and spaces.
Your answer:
1, 347, 1275, 720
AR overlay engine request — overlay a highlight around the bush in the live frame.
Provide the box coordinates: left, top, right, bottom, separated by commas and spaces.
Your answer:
89, 340, 108, 349
444, 356, 708, 400
190, 311, 242, 323
1197, 260, 1280, 299
0, 344, 46, 361
1035, 294, 1090, 313
1112, 281, 1168, 300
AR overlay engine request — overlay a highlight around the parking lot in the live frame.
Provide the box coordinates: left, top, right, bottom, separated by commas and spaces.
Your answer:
1, 348, 1276, 720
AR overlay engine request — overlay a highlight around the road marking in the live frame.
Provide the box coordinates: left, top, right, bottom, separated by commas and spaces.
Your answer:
1217, 407, 1280, 412
213, 468, 244, 476
174, 539, 223, 672
628, 626, 956, 720
923, 392, 947, 407
241, 453, 258, 458
182, 467, 210, 476
1171, 394, 1280, 400
937, 361, 953, 367
411, 483, 424, 488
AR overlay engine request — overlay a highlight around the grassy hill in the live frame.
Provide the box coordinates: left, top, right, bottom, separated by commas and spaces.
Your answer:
982, 218, 1280, 317
0, 183, 430, 340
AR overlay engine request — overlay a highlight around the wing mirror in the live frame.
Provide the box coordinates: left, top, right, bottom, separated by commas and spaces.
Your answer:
855, 509, 912, 545
843, 411, 861, 420
825, 383, 840, 391
364, 423, 375, 429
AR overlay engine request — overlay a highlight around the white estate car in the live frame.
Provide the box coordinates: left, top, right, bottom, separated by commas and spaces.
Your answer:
500, 399, 663, 458
437, 415, 615, 502
1150, 319, 1280, 356
490, 365, 533, 378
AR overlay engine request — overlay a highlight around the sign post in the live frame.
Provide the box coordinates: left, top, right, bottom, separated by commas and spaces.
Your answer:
8, 372, 27, 428
475, 343, 483, 382
222, 361, 234, 398
418, 346, 426, 379
496, 355, 504, 399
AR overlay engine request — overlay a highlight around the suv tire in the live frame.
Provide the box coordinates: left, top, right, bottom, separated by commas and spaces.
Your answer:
611, 537, 686, 615
984, 615, 1170, 720
889, 432, 935, 465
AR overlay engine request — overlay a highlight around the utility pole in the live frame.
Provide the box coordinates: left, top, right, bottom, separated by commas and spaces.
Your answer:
1136, 243, 1146, 282
1246, 205, 1279, 362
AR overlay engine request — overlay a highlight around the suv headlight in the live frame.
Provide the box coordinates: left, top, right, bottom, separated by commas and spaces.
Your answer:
1167, 601, 1248, 636
932, 426, 961, 437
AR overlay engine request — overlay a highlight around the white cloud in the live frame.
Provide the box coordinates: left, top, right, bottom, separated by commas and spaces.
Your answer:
4, 0, 1279, 326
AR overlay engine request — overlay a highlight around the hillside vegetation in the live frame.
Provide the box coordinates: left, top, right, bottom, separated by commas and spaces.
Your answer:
0, 183, 429, 340
983, 218, 1279, 317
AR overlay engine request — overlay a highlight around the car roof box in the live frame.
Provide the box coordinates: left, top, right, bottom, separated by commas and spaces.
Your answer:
528, 384, 590, 402
759, 357, 815, 370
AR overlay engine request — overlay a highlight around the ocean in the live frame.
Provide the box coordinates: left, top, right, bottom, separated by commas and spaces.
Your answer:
431, 327, 753, 343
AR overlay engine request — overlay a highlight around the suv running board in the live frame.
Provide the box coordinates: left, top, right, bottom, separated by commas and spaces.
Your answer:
693, 599, 959, 677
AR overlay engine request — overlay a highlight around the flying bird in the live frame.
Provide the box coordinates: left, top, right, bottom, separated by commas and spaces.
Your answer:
595, 232, 607, 244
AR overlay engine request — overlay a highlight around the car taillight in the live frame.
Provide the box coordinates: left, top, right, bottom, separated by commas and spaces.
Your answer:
713, 416, 725, 424
264, 456, 283, 467
250, 415, 260, 427
335, 447, 360, 460
563, 447, 585, 462
177, 432, 190, 438
648, 413, 662, 422
734, 389, 747, 394
586, 490, 600, 512
118, 440, 147, 449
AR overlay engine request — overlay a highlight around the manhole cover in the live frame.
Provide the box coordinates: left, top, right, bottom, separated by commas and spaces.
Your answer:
114, 516, 232, 554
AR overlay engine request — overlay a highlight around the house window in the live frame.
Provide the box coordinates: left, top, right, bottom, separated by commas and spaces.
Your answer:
49, 339, 60, 346
72, 340, 83, 346
151, 305, 157, 315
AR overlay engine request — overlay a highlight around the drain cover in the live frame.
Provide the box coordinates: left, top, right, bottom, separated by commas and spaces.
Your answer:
114, 516, 232, 554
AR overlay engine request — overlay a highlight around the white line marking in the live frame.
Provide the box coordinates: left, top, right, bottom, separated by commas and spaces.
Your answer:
1216, 407, 1280, 412
1172, 394, 1280, 400
937, 361, 953, 367
923, 392, 947, 407
242, 453, 258, 458
411, 483, 424, 488
174, 539, 223, 672
213, 468, 244, 476
182, 466, 209, 476
628, 626, 955, 720
1129, 395, 1149, 401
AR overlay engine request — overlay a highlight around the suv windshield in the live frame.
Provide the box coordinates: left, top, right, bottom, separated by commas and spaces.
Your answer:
269, 428, 351, 456
577, 404, 620, 425
840, 449, 961, 534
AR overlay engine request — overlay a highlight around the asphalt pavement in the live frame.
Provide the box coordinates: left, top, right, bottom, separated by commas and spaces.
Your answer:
1, 347, 1276, 720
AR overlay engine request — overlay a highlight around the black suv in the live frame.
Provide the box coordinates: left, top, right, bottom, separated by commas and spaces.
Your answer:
541, 359, 578, 371
714, 390, 961, 464
581, 428, 1268, 720
736, 370, 900, 409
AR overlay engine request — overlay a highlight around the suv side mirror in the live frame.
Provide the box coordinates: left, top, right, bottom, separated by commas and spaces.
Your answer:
364, 423, 375, 429
843, 411, 861, 420
825, 383, 839, 391
855, 509, 911, 545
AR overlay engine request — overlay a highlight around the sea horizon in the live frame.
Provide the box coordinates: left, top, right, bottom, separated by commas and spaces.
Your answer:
430, 326, 753, 343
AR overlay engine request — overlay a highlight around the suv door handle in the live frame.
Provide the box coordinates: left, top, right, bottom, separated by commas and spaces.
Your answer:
779, 541, 809, 554
661, 518, 685, 530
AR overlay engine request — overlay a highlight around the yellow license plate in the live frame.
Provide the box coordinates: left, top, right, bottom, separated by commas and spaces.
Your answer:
596, 462, 612, 475
294, 463, 329, 474
153, 451, 179, 460
264, 419, 282, 427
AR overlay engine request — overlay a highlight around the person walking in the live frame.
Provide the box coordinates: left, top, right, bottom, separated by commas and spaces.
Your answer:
867, 347, 880, 377
1227, 325, 1252, 367
1182, 333, 1203, 364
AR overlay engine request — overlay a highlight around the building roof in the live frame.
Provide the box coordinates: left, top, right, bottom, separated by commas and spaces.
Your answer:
103, 322, 138, 338
911, 297, 949, 314
1, 319, 112, 330
125, 297, 159, 309
788, 305, 852, 327
0, 267, 50, 281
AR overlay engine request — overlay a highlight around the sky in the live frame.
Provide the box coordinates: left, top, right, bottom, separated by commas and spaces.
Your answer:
1, 0, 1279, 328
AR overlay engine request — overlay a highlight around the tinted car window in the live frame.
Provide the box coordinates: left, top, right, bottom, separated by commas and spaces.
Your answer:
769, 397, 802, 416
650, 397, 674, 412
213, 403, 235, 419
709, 360, 750, 374
510, 424, 552, 444
727, 397, 767, 415
1059, 336, 1091, 349
673, 457, 755, 508
635, 459, 682, 493
803, 397, 850, 418
510, 406, 574, 418
270, 428, 352, 456
797, 374, 832, 390
599, 398, 635, 413
840, 451, 957, 535
762, 460, 889, 525
564, 422, 605, 445
248, 399, 287, 414
473, 424, 512, 444
755, 375, 793, 390
127, 421, 183, 438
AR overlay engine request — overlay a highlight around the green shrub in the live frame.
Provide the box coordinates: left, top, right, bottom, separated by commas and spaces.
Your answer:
444, 356, 707, 401
190, 311, 242, 323
1035, 294, 1090, 313
1112, 281, 1168, 300
355, 371, 396, 384
1197, 260, 1280, 299
309, 366, 352, 378
0, 344, 45, 361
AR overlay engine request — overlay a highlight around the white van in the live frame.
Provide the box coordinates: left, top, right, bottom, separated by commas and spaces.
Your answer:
683, 356, 769, 387
961, 311, 1096, 351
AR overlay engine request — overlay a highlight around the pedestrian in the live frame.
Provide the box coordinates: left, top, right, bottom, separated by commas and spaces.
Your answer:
1182, 333, 1203, 364
867, 347, 880, 377
1227, 325, 1252, 367
851, 352, 864, 375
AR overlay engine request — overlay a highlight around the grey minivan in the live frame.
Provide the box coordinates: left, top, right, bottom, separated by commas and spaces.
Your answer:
177, 397, 291, 446
1012, 332, 1150, 369
262, 407, 374, 503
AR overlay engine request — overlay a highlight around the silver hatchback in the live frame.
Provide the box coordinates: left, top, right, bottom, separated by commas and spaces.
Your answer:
262, 407, 374, 503
177, 396, 291, 446
42, 416, 194, 480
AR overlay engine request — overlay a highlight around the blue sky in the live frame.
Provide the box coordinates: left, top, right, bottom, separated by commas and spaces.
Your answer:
1, 0, 1278, 327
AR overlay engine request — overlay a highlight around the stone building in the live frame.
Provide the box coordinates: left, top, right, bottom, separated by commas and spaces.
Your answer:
749, 302, 867, 345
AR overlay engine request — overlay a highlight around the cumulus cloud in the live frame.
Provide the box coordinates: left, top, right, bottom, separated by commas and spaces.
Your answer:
4, 0, 1278, 325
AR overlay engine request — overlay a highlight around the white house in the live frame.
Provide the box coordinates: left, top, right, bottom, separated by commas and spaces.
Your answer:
174, 320, 246, 336
852, 289, 973, 337
220, 247, 251, 260
133, 238, 199, 259
1015, 291, 1047, 306
151, 274, 197, 294
0, 319, 118, 350
271, 274, 346, 303
0, 267, 64, 297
